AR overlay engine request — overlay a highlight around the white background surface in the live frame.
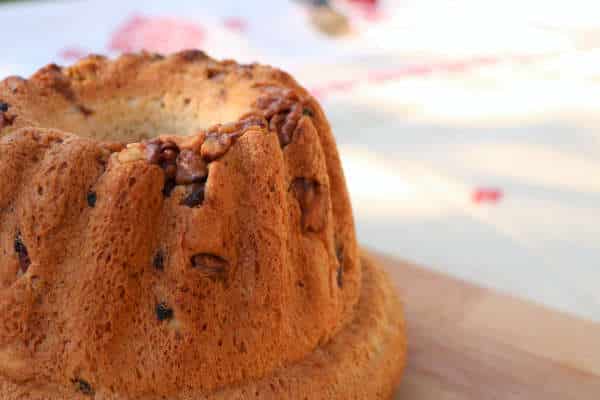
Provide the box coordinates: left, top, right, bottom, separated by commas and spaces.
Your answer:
1, 0, 599, 322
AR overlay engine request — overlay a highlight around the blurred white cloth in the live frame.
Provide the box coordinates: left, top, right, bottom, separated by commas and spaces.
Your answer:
1, 0, 599, 321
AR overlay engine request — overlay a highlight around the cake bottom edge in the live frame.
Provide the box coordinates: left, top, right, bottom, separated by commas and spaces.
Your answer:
0, 252, 407, 400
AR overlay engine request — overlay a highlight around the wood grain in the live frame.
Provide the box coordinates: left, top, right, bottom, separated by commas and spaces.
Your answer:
368, 252, 600, 399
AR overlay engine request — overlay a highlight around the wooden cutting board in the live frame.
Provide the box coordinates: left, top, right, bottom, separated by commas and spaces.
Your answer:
369, 252, 600, 399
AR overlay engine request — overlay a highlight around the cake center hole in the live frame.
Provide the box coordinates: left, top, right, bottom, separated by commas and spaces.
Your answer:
50, 96, 203, 143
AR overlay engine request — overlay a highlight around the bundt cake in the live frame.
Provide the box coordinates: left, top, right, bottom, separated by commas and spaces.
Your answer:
0, 51, 406, 399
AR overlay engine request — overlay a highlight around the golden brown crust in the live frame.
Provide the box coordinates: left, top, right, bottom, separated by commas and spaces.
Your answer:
0, 51, 402, 398
0, 255, 406, 399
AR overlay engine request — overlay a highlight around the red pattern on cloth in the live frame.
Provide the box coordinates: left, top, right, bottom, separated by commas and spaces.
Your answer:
472, 188, 503, 204
222, 17, 247, 33
344, 0, 382, 21
109, 15, 204, 54
310, 56, 501, 98
58, 46, 88, 61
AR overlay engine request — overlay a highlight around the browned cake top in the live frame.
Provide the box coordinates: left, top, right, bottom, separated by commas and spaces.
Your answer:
0, 51, 360, 398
